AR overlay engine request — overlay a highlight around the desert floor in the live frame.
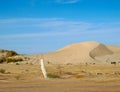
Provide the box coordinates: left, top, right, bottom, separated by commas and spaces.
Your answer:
0, 79, 120, 92
0, 64, 120, 92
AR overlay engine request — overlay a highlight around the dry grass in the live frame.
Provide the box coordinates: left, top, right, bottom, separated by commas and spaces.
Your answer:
0, 63, 120, 80
0, 64, 120, 92
45, 64, 120, 80
0, 64, 43, 80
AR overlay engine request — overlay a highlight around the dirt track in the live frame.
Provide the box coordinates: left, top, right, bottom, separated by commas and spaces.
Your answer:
0, 79, 120, 92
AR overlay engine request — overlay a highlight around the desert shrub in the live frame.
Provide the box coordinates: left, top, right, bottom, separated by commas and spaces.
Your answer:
96, 73, 103, 75
16, 63, 20, 65
6, 58, 23, 63
6, 51, 18, 57
47, 73, 60, 78
0, 69, 6, 74
111, 62, 116, 65
0, 57, 6, 63
15, 76, 20, 80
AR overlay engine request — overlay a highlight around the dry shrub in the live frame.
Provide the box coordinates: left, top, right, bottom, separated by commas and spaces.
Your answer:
6, 51, 18, 57
0, 69, 6, 74
0, 50, 18, 63
0, 57, 6, 63
47, 73, 60, 78
15, 76, 20, 80
6, 57, 23, 63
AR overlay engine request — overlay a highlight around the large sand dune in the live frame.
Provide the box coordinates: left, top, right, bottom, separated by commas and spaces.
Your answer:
29, 41, 120, 64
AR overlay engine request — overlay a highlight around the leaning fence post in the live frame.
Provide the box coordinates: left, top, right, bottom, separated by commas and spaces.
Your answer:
40, 58, 47, 79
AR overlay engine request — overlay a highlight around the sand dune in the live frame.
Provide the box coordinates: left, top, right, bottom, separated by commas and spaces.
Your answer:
43, 41, 98, 64
28, 41, 120, 64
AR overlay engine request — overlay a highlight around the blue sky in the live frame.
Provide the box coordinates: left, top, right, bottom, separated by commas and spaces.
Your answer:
0, 0, 120, 54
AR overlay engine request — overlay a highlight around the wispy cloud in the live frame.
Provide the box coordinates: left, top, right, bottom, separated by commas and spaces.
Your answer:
0, 31, 71, 38
56, 0, 80, 4
0, 18, 61, 24
0, 18, 120, 39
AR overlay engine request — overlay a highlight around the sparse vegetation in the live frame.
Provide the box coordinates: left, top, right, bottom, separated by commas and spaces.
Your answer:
0, 68, 10, 74
111, 62, 116, 65
6, 50, 18, 57
96, 73, 103, 75
6, 57, 23, 63
0, 68, 6, 74
0, 50, 19, 63
0, 57, 6, 63
0, 57, 23, 64
16, 63, 20, 65
15, 76, 20, 80
47, 73, 60, 78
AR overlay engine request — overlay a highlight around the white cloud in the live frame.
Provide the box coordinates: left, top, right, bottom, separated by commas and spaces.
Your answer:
56, 0, 80, 4
0, 31, 72, 38
0, 18, 62, 24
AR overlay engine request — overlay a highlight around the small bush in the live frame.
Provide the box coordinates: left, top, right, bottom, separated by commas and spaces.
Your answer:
6, 51, 18, 57
47, 73, 60, 78
0, 69, 6, 74
96, 73, 103, 75
15, 76, 20, 80
111, 62, 116, 65
0, 57, 6, 63
16, 63, 20, 65
6, 58, 23, 63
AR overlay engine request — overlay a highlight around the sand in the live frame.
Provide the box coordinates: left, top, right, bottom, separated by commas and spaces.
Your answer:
1, 41, 120, 92
1, 64, 120, 92
1, 79, 120, 92
28, 41, 120, 64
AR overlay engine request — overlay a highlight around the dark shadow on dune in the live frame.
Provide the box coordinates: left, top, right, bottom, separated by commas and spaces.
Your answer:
89, 44, 113, 59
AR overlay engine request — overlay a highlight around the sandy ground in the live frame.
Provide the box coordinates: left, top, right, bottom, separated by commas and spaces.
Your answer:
0, 64, 120, 92
0, 79, 120, 92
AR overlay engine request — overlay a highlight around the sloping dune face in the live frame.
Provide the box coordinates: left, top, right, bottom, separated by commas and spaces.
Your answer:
90, 44, 113, 59
93, 45, 120, 63
44, 41, 114, 64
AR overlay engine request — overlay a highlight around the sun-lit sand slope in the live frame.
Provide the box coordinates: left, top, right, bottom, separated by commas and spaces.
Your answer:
30, 41, 120, 64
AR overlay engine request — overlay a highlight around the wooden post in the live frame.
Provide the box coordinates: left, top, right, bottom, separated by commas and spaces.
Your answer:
40, 58, 47, 79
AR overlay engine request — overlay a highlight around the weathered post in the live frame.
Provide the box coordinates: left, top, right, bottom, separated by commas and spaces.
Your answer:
40, 58, 47, 79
